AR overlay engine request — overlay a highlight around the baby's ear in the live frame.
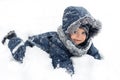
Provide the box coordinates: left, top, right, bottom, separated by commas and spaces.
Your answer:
89, 20, 102, 37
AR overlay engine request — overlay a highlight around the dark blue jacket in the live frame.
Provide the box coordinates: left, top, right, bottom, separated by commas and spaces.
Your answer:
7, 31, 101, 74
28, 31, 102, 73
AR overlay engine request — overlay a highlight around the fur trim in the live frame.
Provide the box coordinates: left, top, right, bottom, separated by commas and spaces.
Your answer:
89, 19, 102, 37
57, 26, 92, 57
65, 15, 102, 38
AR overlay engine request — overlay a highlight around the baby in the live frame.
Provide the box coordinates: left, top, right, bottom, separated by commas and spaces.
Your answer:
2, 6, 102, 74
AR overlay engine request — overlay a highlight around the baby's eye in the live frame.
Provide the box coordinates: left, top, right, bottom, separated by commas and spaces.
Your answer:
82, 32, 86, 34
73, 31, 77, 34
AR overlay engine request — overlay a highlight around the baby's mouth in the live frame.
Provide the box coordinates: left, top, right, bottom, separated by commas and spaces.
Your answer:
74, 39, 82, 42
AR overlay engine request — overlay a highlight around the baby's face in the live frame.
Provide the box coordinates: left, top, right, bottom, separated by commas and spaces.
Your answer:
70, 28, 87, 45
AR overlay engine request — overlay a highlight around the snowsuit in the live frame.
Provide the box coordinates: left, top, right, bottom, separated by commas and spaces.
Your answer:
3, 6, 102, 74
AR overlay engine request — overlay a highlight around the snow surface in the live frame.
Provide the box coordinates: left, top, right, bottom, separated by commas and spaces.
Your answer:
0, 0, 120, 80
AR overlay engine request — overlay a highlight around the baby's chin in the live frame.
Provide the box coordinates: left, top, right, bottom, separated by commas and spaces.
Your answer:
71, 39, 85, 45
74, 41, 83, 45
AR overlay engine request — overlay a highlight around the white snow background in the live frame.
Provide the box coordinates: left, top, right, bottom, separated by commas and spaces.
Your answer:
0, 0, 120, 80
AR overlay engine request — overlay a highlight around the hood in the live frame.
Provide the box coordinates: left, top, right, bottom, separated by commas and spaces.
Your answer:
57, 6, 102, 57
62, 6, 101, 38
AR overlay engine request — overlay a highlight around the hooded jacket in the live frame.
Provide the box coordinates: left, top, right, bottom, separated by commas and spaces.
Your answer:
27, 6, 102, 74
7, 6, 102, 74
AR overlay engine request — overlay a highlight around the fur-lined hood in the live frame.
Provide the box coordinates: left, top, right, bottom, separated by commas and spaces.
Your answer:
62, 6, 102, 38
57, 6, 102, 57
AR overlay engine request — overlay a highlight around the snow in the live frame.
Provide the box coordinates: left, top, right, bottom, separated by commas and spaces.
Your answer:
0, 0, 120, 80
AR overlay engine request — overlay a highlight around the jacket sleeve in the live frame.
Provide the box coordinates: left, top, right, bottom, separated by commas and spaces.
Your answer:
27, 33, 51, 53
87, 43, 102, 60
51, 54, 74, 74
